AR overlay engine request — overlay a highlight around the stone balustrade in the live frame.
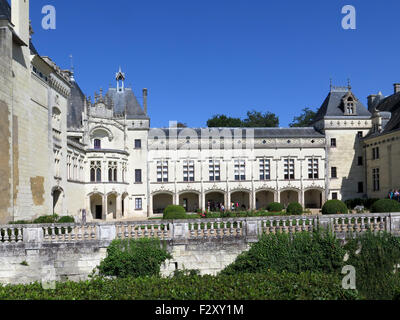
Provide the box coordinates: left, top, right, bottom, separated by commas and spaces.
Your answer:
0, 212, 399, 245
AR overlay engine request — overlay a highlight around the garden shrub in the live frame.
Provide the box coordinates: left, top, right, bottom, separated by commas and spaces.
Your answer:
222, 230, 345, 275
267, 202, 284, 213
321, 200, 348, 215
345, 231, 400, 300
345, 198, 380, 210
0, 272, 360, 300
286, 202, 303, 215
32, 215, 59, 224
97, 238, 172, 278
163, 205, 187, 219
57, 216, 75, 223
370, 199, 400, 213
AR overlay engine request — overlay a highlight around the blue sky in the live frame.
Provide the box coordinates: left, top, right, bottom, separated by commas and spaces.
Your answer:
28, 0, 400, 128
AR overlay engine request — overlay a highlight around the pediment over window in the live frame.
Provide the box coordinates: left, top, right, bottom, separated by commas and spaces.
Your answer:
89, 126, 114, 142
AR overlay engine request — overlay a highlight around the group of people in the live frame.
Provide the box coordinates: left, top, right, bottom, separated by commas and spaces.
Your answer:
206, 201, 247, 212
389, 190, 400, 202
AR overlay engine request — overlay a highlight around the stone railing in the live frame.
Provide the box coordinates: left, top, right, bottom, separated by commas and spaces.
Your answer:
1, 212, 400, 245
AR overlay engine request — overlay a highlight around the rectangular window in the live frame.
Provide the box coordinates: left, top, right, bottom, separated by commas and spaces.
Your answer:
358, 182, 364, 193
94, 139, 101, 150
234, 159, 246, 181
135, 139, 142, 149
308, 158, 319, 179
183, 160, 195, 182
284, 158, 295, 180
259, 159, 271, 180
209, 160, 221, 181
373, 168, 380, 191
157, 161, 168, 182
108, 161, 118, 182
332, 192, 338, 200
90, 161, 102, 182
135, 198, 142, 210
358, 156, 363, 166
135, 169, 142, 183
331, 138, 337, 147
357, 131, 363, 138
331, 167, 337, 179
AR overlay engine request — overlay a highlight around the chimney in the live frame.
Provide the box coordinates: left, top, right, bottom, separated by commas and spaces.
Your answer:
11, 0, 30, 45
143, 88, 148, 115
394, 83, 400, 94
367, 94, 377, 113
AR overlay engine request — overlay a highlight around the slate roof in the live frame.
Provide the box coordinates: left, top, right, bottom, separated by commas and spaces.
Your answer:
375, 92, 400, 134
157, 127, 324, 139
314, 88, 371, 123
105, 88, 148, 119
67, 80, 85, 130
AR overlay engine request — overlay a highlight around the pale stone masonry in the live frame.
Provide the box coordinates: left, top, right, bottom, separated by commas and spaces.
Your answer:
0, 0, 399, 223
0, 212, 397, 284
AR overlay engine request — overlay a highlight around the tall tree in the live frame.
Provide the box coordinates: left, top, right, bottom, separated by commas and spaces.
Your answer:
207, 111, 279, 128
289, 107, 317, 127
242, 110, 279, 127
207, 114, 242, 127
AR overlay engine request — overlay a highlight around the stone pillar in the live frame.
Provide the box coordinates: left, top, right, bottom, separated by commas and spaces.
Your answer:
174, 193, 179, 206
300, 190, 305, 207
389, 213, 400, 236
226, 192, 231, 210
148, 194, 153, 216
116, 195, 122, 219
276, 191, 280, 203
102, 195, 108, 220
198, 193, 203, 211
251, 191, 256, 210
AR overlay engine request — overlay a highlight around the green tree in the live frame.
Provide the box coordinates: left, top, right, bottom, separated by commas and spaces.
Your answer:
289, 107, 317, 127
242, 110, 279, 127
207, 114, 242, 127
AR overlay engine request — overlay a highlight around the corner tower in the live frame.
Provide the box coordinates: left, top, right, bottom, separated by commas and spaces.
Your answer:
313, 82, 372, 201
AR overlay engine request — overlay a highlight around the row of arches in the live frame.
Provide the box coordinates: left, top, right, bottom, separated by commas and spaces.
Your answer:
152, 189, 323, 214
89, 192, 129, 220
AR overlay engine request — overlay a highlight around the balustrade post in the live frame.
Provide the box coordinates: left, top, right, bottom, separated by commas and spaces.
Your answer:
389, 213, 400, 236
23, 226, 43, 243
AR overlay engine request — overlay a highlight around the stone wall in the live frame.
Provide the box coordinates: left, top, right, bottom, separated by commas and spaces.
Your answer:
0, 213, 398, 285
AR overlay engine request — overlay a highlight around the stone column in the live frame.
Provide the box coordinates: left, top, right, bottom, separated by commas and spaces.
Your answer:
116, 194, 122, 219
276, 191, 280, 203
300, 190, 305, 207
226, 192, 231, 209
251, 190, 256, 210
102, 194, 108, 220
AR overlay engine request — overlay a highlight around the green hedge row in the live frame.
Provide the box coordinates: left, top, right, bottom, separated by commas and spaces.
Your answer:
0, 272, 359, 300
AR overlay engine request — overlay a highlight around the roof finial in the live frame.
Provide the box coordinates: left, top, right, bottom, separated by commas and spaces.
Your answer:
347, 78, 352, 90
69, 54, 75, 81
330, 78, 332, 91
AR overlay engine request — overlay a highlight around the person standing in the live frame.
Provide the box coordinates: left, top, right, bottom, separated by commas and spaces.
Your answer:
81, 209, 87, 225
395, 190, 400, 202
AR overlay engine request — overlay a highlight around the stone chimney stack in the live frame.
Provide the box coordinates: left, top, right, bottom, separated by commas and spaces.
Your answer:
394, 83, 400, 94
367, 94, 378, 113
11, 0, 30, 45
143, 88, 148, 115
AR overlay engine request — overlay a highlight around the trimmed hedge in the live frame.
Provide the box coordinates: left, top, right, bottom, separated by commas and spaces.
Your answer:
0, 272, 359, 300
286, 202, 303, 215
267, 202, 284, 212
10, 215, 75, 225
222, 230, 345, 275
97, 238, 171, 278
163, 205, 187, 219
370, 199, 400, 213
322, 200, 348, 215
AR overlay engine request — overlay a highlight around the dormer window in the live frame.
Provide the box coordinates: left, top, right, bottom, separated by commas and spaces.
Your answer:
343, 93, 357, 116
94, 139, 101, 150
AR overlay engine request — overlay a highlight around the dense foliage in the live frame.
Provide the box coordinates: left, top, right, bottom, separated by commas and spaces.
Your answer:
345, 231, 400, 300
207, 110, 279, 128
0, 272, 359, 300
370, 199, 400, 213
286, 202, 303, 215
344, 198, 380, 210
267, 202, 284, 212
163, 205, 187, 219
97, 238, 171, 278
321, 200, 348, 215
10, 215, 75, 225
222, 230, 345, 275
289, 107, 317, 127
